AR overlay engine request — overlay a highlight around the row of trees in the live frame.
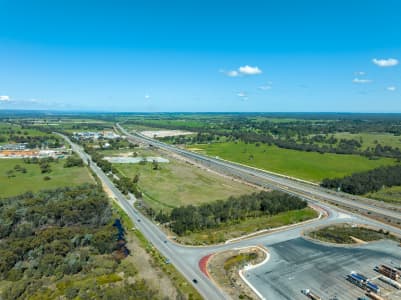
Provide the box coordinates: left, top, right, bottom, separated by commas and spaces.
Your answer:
156, 191, 307, 235
113, 175, 142, 197
83, 144, 142, 197
321, 165, 401, 195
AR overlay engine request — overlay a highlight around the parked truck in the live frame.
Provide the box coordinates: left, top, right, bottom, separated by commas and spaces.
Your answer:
301, 289, 321, 300
366, 281, 380, 294
379, 275, 401, 289
375, 264, 400, 280
347, 272, 367, 289
347, 271, 380, 293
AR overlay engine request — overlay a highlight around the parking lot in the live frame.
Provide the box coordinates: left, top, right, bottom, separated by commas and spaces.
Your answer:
245, 238, 401, 300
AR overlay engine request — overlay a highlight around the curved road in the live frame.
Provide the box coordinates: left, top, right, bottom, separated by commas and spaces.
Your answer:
58, 132, 401, 300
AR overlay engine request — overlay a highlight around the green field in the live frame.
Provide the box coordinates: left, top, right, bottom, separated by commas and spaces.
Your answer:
366, 186, 401, 204
177, 207, 317, 245
0, 159, 94, 198
334, 132, 401, 149
189, 142, 396, 182
112, 151, 256, 212
0, 122, 50, 144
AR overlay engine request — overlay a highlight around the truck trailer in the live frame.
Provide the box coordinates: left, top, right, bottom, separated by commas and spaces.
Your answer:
379, 275, 401, 289
375, 264, 400, 280
301, 289, 322, 300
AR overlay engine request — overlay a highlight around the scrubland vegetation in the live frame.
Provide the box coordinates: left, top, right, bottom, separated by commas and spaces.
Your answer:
308, 224, 401, 244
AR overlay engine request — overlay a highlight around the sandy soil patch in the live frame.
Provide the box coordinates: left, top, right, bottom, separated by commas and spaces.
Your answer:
125, 233, 178, 299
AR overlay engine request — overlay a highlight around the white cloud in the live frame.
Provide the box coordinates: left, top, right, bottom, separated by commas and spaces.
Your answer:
354, 71, 366, 76
353, 78, 372, 84
387, 86, 397, 91
0, 95, 10, 102
372, 58, 399, 67
258, 85, 272, 90
145, 94, 150, 99
221, 65, 262, 77
237, 91, 247, 97
238, 65, 262, 75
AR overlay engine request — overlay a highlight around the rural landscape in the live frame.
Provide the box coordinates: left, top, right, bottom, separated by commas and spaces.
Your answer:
1, 0, 401, 299
0, 112, 401, 300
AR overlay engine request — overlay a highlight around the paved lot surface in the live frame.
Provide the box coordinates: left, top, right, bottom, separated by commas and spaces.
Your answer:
246, 238, 401, 300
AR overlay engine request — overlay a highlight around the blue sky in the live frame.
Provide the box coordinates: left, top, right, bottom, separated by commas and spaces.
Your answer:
0, 0, 400, 112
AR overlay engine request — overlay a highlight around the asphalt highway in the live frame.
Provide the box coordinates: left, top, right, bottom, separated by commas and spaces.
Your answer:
57, 133, 230, 299
58, 131, 401, 300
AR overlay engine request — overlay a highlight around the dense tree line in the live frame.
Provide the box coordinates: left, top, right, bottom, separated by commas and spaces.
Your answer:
156, 191, 307, 235
321, 165, 401, 195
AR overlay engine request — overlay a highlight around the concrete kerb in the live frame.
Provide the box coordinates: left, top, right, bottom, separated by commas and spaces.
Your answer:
238, 246, 270, 300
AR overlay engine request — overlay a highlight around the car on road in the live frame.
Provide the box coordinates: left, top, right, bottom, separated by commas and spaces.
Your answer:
192, 279, 198, 284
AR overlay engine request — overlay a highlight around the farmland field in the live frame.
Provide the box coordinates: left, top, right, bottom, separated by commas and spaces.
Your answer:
0, 158, 94, 198
112, 150, 256, 212
333, 132, 401, 149
189, 142, 396, 182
